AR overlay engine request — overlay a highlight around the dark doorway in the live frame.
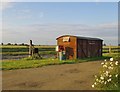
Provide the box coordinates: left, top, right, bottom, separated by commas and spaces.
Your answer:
65, 47, 74, 59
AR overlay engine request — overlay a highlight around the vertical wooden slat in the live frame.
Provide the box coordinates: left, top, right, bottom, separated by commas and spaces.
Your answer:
29, 40, 33, 57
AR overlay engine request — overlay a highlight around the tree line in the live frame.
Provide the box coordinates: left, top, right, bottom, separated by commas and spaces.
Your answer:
1, 43, 29, 46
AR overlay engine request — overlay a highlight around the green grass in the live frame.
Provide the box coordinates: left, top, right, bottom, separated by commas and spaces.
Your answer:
1, 56, 111, 70
1, 59, 76, 70
1, 45, 56, 48
75, 56, 111, 62
1, 45, 56, 56
1, 47, 55, 52
1, 45, 119, 57
103, 53, 120, 60
1, 45, 119, 70
1, 51, 57, 56
1, 52, 28, 55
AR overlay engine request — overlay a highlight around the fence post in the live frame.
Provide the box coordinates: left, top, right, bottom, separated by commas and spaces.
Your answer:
109, 44, 111, 54
29, 40, 33, 57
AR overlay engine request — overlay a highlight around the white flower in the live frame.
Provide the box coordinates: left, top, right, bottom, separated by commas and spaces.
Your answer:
111, 64, 113, 67
101, 81, 104, 84
96, 78, 99, 82
94, 82, 97, 85
110, 62, 113, 66
104, 81, 107, 84
115, 74, 118, 77
110, 62, 113, 65
109, 79, 111, 81
101, 62, 104, 65
106, 73, 109, 76
92, 84, 94, 88
108, 66, 113, 70
94, 75, 97, 78
109, 75, 112, 77
110, 58, 113, 61
107, 78, 111, 82
115, 61, 118, 65
100, 76, 104, 80
106, 71, 109, 74
104, 71, 109, 76
104, 59, 107, 61
103, 65, 107, 68
104, 72, 108, 76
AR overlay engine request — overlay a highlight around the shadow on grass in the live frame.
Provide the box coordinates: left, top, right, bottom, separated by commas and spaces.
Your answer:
76, 56, 111, 63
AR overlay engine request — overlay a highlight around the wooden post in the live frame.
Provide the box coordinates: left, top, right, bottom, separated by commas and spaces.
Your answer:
109, 44, 111, 54
29, 40, 33, 57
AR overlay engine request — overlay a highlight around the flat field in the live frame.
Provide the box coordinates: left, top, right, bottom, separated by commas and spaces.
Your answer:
1, 45, 120, 60
1, 45, 120, 90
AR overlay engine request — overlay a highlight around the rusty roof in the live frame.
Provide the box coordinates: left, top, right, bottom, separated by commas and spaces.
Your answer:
56, 35, 103, 41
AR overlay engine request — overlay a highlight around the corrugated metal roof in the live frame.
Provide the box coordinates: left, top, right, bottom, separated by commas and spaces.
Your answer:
56, 35, 103, 41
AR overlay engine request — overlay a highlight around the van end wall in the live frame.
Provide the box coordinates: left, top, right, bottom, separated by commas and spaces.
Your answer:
57, 36, 77, 59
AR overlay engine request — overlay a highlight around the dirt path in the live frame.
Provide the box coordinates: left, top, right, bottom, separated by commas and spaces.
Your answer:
2, 61, 102, 90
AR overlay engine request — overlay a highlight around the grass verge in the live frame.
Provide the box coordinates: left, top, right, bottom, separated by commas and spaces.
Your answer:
1, 56, 111, 70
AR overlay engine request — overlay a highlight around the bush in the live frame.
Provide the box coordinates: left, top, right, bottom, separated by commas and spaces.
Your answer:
92, 58, 119, 90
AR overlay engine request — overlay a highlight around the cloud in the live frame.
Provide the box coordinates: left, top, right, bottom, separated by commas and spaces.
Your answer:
10, 9, 31, 19
9, 8, 44, 19
98, 22, 118, 29
2, 22, 118, 45
0, 1, 14, 11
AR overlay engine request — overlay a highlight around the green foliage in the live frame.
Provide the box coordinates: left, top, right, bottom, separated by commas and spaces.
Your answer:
74, 56, 110, 63
2, 56, 110, 70
1, 45, 119, 58
92, 58, 119, 90
2, 59, 76, 70
103, 53, 120, 61
2, 48, 29, 52
1, 45, 56, 56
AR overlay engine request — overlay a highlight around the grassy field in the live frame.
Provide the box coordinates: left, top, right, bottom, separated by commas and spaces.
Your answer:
1, 56, 114, 70
1, 45, 120, 55
1, 45, 119, 91
1, 45, 120, 70
1, 45, 56, 56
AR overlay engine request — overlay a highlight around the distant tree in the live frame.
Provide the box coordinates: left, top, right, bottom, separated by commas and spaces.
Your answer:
24, 44, 29, 46
14, 43, 17, 45
1, 43, 3, 45
21, 43, 24, 45
7, 43, 11, 45
118, 44, 120, 46
103, 43, 106, 46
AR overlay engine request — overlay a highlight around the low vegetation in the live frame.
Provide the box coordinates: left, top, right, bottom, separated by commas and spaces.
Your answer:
1, 55, 116, 70
92, 58, 119, 90
2, 58, 76, 70
1, 45, 119, 70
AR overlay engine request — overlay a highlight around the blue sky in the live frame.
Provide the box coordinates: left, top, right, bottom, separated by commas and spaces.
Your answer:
2, 2, 118, 45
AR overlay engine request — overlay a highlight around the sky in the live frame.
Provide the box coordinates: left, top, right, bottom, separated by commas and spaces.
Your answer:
1, 1, 118, 45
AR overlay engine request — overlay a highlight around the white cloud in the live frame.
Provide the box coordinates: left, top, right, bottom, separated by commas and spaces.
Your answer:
8, 9, 44, 19
0, 2, 14, 11
2, 22, 118, 45
98, 22, 118, 29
